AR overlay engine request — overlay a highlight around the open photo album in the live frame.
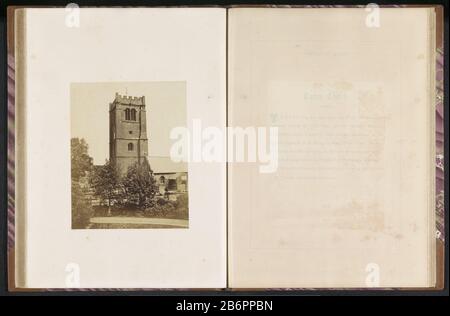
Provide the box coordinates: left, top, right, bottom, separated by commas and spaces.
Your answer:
7, 6, 444, 289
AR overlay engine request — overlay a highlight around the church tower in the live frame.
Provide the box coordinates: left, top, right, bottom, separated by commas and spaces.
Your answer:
109, 92, 148, 174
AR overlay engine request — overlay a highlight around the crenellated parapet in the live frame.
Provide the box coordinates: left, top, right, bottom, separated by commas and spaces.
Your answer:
112, 92, 146, 107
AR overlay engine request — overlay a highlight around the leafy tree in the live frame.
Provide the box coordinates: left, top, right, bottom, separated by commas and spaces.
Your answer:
90, 159, 123, 214
122, 159, 158, 209
70, 138, 94, 228
71, 138, 93, 181
72, 180, 94, 229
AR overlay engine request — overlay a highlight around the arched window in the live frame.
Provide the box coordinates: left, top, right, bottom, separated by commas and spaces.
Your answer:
125, 108, 130, 120
130, 109, 137, 121
128, 143, 134, 151
159, 176, 166, 184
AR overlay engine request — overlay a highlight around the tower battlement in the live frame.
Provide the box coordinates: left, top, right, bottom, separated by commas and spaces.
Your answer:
113, 92, 146, 106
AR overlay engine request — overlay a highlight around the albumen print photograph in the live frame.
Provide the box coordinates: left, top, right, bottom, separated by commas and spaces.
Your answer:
71, 82, 188, 229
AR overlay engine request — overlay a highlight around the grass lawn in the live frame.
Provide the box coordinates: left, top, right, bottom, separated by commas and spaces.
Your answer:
88, 223, 184, 229
93, 205, 188, 220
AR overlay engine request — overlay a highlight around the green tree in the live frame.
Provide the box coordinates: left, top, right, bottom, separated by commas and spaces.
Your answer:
90, 159, 123, 215
71, 180, 94, 229
71, 138, 94, 228
71, 138, 93, 181
122, 159, 158, 209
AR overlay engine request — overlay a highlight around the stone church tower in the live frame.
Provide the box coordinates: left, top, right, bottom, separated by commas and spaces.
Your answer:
109, 93, 148, 174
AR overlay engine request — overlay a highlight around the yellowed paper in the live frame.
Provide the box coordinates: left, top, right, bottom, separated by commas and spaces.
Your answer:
228, 8, 436, 288
17, 8, 226, 288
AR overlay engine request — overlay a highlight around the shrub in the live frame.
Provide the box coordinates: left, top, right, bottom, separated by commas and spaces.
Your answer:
156, 197, 168, 206
145, 199, 175, 216
173, 193, 189, 219
174, 193, 188, 211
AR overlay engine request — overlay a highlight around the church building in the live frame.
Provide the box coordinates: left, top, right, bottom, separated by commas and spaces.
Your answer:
109, 93, 187, 199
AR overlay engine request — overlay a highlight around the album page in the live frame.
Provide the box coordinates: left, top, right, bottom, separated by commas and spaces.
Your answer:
15, 8, 227, 288
228, 7, 436, 288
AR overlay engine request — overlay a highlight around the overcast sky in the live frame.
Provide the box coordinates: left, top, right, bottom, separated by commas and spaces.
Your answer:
71, 81, 186, 165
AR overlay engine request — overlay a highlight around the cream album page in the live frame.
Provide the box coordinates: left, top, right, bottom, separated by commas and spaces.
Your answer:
228, 8, 436, 288
15, 8, 226, 288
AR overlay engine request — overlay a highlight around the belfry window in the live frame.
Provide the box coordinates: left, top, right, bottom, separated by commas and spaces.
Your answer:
125, 108, 136, 121
128, 143, 134, 151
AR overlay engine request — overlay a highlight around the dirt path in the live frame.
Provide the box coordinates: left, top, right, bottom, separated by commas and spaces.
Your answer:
90, 217, 188, 228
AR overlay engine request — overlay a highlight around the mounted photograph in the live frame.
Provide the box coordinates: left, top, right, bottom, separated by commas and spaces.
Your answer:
70, 82, 188, 229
